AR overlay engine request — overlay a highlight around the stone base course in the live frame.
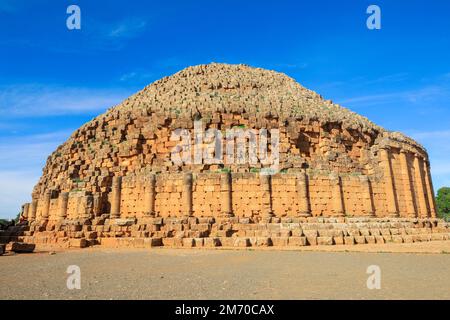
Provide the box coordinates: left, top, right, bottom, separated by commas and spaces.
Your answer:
1, 217, 448, 250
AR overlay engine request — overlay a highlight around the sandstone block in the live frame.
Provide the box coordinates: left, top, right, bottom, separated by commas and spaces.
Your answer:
419, 234, 431, 242
85, 231, 98, 240
112, 218, 136, 226
288, 236, 307, 246
364, 235, 376, 244
280, 230, 292, 237
193, 238, 204, 247
317, 236, 333, 245
347, 229, 360, 236
402, 235, 413, 243
375, 236, 385, 244
203, 237, 221, 247
333, 236, 344, 245
233, 237, 250, 247
215, 230, 233, 237
431, 233, 445, 241
360, 229, 370, 236
344, 236, 355, 245
291, 229, 303, 237
271, 236, 289, 246
303, 230, 318, 238
68, 225, 82, 232
354, 236, 366, 244
220, 237, 235, 247
306, 236, 317, 246
6, 242, 35, 253
392, 235, 403, 243
182, 238, 195, 247
69, 238, 87, 248
162, 237, 183, 247
251, 237, 271, 247
146, 237, 162, 247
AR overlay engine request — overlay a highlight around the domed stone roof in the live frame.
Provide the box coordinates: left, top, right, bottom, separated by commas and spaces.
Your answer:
32, 63, 426, 198
117, 63, 381, 133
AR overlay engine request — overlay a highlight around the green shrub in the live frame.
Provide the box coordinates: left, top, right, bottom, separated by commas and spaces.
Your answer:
436, 187, 450, 220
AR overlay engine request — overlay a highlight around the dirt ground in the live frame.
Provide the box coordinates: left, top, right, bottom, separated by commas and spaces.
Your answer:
1, 241, 449, 300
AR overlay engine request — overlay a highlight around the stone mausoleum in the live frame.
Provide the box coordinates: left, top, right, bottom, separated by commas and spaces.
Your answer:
16, 63, 449, 248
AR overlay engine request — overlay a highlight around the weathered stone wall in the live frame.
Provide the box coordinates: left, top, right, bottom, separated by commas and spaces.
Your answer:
18, 64, 443, 249
23, 111, 437, 222
25, 159, 436, 223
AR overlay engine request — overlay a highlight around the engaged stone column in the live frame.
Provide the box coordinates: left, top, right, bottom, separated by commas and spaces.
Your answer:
413, 154, 429, 218
30, 198, 38, 221
399, 150, 416, 217
144, 174, 156, 216
110, 176, 122, 219
93, 193, 103, 217
58, 192, 69, 219
22, 203, 30, 219
379, 147, 399, 217
330, 173, 344, 216
359, 176, 374, 217
220, 172, 233, 217
296, 172, 311, 217
260, 174, 274, 218
183, 173, 193, 217
423, 159, 437, 218
42, 190, 51, 220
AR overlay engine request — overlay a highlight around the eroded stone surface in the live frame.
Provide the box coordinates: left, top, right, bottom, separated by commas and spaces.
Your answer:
16, 63, 445, 249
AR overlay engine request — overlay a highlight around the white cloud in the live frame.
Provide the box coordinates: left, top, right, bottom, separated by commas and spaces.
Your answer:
0, 170, 40, 219
0, 84, 132, 117
0, 130, 73, 219
409, 130, 450, 141
108, 18, 147, 39
119, 70, 155, 83
406, 130, 450, 191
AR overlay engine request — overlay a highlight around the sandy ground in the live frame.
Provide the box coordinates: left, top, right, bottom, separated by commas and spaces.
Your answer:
1, 242, 449, 300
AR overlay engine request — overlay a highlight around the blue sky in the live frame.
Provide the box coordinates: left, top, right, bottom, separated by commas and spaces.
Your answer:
1, 0, 450, 219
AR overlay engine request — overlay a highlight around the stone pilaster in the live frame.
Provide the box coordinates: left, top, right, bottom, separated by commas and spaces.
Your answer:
296, 172, 311, 217
183, 173, 193, 217
22, 203, 30, 219
330, 173, 345, 216
93, 193, 103, 217
423, 159, 437, 218
42, 191, 51, 220
260, 174, 274, 218
144, 174, 156, 216
399, 150, 416, 217
359, 176, 374, 217
110, 176, 122, 219
413, 154, 429, 218
58, 192, 69, 219
379, 147, 399, 217
220, 172, 233, 217
29, 199, 37, 221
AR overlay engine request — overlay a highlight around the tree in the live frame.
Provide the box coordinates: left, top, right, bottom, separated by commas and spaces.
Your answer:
436, 187, 450, 220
